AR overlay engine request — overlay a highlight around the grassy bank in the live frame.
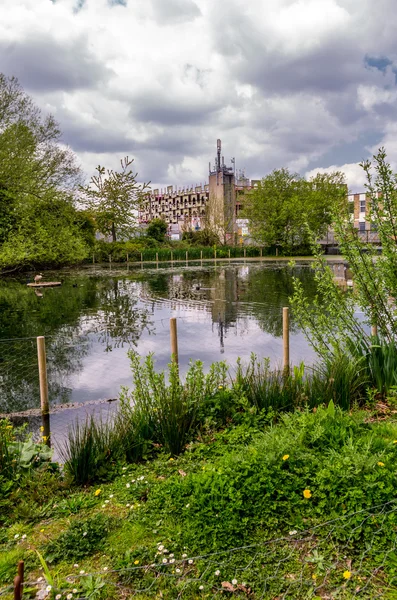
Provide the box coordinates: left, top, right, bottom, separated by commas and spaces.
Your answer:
2, 352, 397, 598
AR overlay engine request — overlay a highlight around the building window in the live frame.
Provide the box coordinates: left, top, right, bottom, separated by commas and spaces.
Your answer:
360, 200, 366, 213
359, 221, 365, 232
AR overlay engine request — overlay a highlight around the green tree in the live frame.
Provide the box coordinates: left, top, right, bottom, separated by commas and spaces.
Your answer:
80, 157, 150, 242
0, 73, 89, 270
146, 217, 167, 242
290, 148, 397, 362
241, 169, 346, 253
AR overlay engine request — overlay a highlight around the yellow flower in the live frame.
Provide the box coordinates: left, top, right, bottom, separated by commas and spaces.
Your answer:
40, 426, 44, 432
42, 436, 48, 442
6, 425, 13, 429
169, 458, 174, 461
393, 440, 397, 444
40, 529, 45, 533
134, 560, 139, 565
312, 574, 317, 580
218, 385, 223, 389
94, 489, 101, 496
377, 462, 385, 467
303, 489, 312, 499
343, 570, 351, 580
282, 455, 289, 461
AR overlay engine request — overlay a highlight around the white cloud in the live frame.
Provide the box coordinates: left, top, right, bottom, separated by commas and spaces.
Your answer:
1, 0, 397, 190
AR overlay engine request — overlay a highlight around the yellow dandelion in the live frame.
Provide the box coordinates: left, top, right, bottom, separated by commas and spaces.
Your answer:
134, 560, 139, 565
303, 489, 312, 499
393, 440, 397, 444
40, 426, 44, 432
169, 458, 174, 461
343, 570, 351, 580
377, 462, 385, 467
218, 385, 223, 389
40, 529, 45, 533
282, 455, 289, 461
6, 425, 13, 429
312, 574, 317, 580
94, 489, 101, 496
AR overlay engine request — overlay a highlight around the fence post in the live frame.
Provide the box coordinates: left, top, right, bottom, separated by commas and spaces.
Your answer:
126, 253, 129, 264
283, 307, 290, 376
228, 248, 231, 259
276, 247, 279, 257
109, 255, 112, 268
200, 250, 203, 261
260, 247, 263, 258
214, 249, 217, 260
371, 324, 378, 337
37, 337, 50, 446
156, 252, 159, 265
171, 250, 173, 262
92, 253, 95, 264
141, 252, 143, 264
13, 559, 24, 600
244, 248, 246, 259
170, 317, 179, 366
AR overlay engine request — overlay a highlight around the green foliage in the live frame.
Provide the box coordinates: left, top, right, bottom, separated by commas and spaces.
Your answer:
79, 157, 150, 242
182, 229, 221, 246
146, 218, 167, 242
44, 513, 115, 563
241, 168, 346, 253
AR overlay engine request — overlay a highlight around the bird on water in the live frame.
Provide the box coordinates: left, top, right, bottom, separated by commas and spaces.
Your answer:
34, 273, 43, 283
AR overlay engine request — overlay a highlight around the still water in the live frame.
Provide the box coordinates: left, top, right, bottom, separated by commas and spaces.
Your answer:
0, 260, 320, 420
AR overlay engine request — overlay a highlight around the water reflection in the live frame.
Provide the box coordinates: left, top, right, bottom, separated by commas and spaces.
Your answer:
0, 261, 319, 413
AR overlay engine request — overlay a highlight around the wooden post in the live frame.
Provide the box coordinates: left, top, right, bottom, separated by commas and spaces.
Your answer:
37, 337, 50, 447
170, 317, 178, 365
260, 247, 263, 258
371, 324, 378, 337
244, 248, 246, 259
200, 250, 203, 260
156, 252, 159, 264
109, 255, 112, 268
186, 250, 188, 262
214, 249, 217, 260
141, 252, 143, 264
171, 250, 173, 262
126, 253, 129, 264
92, 253, 95, 264
228, 248, 231, 259
276, 247, 279, 257
283, 307, 290, 376
14, 560, 24, 600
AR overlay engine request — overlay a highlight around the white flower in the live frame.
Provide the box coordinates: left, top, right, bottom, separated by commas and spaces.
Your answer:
289, 530, 297, 536
79, 570, 85, 574
185, 503, 190, 508
82, 532, 87, 537
67, 595, 73, 600
37, 577, 43, 582
72, 589, 78, 593
182, 553, 187, 558
126, 483, 130, 488
199, 585, 204, 590
131, 479, 136, 483
109, 494, 114, 498
162, 558, 168, 564
242, 582, 247, 586
21, 534, 27, 540
139, 475, 144, 480
126, 503, 130, 508
105, 500, 110, 504
73, 564, 79, 568
14, 534, 19, 539
215, 570, 220, 576
56, 595, 62, 600
188, 559, 193, 564
122, 474, 125, 477
102, 504, 106, 508
170, 559, 175, 564
46, 585, 52, 592
122, 466, 127, 470
176, 568, 181, 573
158, 544, 164, 551
169, 553, 174, 558
103, 567, 108, 571
163, 548, 169, 554
232, 579, 237, 585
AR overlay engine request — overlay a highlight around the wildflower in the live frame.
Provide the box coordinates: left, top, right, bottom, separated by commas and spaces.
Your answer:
343, 570, 352, 580
163, 548, 169, 553
94, 489, 101, 496
40, 529, 45, 533
169, 553, 174, 558
170, 559, 175, 564
126, 483, 130, 488
312, 574, 317, 580
182, 553, 187, 558
46, 585, 52, 592
79, 570, 85, 574
105, 500, 110, 504
56, 595, 62, 600
103, 566, 108, 571
37, 577, 43, 582
163, 558, 168, 564
131, 479, 136, 483
377, 462, 385, 467
282, 454, 289, 461
232, 579, 237, 585
14, 534, 19, 539
199, 585, 204, 590
83, 532, 87, 537
176, 568, 181, 573
67, 595, 73, 600
289, 530, 297, 535
186, 503, 190, 508
215, 570, 220, 576
73, 564, 79, 568
393, 440, 397, 444
134, 560, 139, 565
139, 475, 144, 480
101, 504, 106, 508
40, 426, 44, 432
188, 559, 193, 564
158, 544, 164, 551
169, 458, 174, 461
303, 489, 312, 499
73, 588, 78, 593
122, 466, 127, 470
218, 385, 223, 389
126, 503, 130, 508
21, 534, 27, 540
109, 494, 114, 498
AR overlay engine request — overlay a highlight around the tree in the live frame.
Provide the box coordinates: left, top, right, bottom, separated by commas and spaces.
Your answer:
241, 169, 346, 253
290, 148, 397, 368
146, 217, 167, 242
0, 73, 89, 270
79, 157, 150, 242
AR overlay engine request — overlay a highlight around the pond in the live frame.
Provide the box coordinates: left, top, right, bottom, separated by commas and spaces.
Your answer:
0, 259, 323, 446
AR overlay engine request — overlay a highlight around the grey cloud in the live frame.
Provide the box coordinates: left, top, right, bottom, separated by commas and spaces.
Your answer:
129, 97, 220, 126
151, 0, 201, 24
0, 34, 114, 93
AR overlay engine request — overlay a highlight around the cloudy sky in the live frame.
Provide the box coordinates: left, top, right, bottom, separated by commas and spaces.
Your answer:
1, 0, 396, 192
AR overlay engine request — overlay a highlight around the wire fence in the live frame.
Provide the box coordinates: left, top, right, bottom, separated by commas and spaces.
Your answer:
3, 500, 397, 599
